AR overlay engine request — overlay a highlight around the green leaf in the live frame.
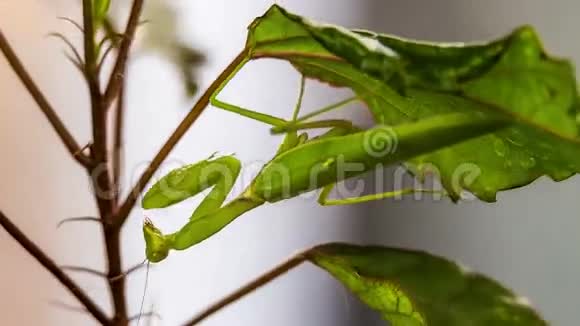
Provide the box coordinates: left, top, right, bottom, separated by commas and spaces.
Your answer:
139, 0, 206, 97
246, 5, 580, 201
93, 0, 111, 25
308, 243, 546, 326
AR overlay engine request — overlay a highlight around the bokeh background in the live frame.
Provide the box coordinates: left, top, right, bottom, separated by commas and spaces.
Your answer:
1, 0, 579, 325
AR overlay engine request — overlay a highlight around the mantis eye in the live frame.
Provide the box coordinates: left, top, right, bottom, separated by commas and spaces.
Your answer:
143, 218, 170, 263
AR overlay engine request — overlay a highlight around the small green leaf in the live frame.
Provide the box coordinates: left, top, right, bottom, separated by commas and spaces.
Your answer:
93, 0, 111, 26
247, 5, 580, 202
139, 1, 206, 97
308, 243, 546, 326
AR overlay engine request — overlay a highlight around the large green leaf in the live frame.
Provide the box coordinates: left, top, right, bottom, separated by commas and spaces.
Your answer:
246, 5, 580, 201
308, 243, 546, 326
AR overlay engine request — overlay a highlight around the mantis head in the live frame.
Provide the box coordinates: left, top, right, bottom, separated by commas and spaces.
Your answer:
143, 218, 171, 263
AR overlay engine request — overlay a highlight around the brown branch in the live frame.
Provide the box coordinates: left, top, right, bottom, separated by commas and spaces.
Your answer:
182, 250, 310, 326
102, 0, 144, 110
0, 30, 91, 167
115, 50, 248, 227
0, 210, 110, 325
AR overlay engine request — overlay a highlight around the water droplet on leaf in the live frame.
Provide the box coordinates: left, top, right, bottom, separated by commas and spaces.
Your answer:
494, 139, 508, 157
520, 156, 536, 169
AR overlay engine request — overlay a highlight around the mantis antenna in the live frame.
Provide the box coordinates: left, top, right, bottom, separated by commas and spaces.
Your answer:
136, 260, 151, 326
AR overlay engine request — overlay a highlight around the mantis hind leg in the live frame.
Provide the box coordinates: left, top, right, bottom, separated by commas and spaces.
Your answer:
317, 183, 446, 206
269, 96, 363, 135
276, 75, 307, 154
271, 119, 359, 134
207, 55, 285, 126
292, 95, 359, 122
210, 70, 293, 127
211, 97, 287, 127
211, 70, 362, 130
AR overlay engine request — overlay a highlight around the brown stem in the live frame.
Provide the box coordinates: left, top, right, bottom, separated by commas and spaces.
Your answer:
103, 226, 128, 325
0, 211, 110, 325
102, 0, 144, 110
83, 0, 114, 217
83, 1, 127, 324
182, 250, 310, 326
83, 0, 111, 212
113, 82, 125, 203
0, 30, 91, 167
115, 50, 248, 227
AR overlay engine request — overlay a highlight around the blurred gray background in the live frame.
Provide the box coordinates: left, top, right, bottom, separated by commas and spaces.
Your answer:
0, 0, 579, 325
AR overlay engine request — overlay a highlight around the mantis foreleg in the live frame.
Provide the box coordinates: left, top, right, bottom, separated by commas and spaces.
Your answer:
142, 155, 262, 262
141, 155, 242, 217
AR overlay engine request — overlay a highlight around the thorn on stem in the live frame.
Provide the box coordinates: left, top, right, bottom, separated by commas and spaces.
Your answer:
60, 265, 107, 278
49, 300, 88, 315
73, 142, 93, 158
137, 19, 151, 27
97, 43, 116, 73
57, 17, 84, 33
57, 216, 101, 228
46, 33, 84, 68
109, 260, 149, 282
64, 53, 87, 76
128, 311, 161, 323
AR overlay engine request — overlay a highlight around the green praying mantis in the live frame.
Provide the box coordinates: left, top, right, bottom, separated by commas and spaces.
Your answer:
141, 74, 509, 263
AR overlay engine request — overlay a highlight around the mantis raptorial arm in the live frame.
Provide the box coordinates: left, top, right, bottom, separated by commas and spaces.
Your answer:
141, 155, 242, 219
141, 155, 255, 262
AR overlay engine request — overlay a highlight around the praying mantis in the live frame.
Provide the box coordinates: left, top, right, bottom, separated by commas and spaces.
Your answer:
141, 72, 509, 263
